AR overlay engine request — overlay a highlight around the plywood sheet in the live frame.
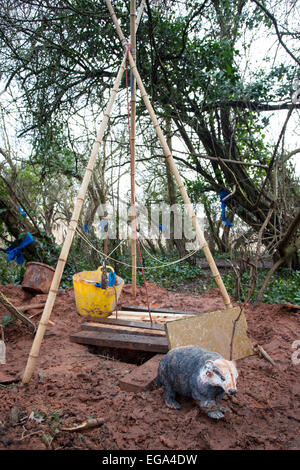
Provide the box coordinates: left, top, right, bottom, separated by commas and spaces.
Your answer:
165, 306, 253, 360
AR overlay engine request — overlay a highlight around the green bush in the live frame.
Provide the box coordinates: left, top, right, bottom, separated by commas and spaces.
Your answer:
2, 243, 299, 306
113, 249, 202, 288
0, 253, 25, 285
213, 268, 300, 305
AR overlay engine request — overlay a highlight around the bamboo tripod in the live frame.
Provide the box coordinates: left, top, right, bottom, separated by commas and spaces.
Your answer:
22, 0, 232, 384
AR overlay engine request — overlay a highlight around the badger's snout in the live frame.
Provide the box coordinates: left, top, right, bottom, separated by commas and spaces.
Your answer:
227, 388, 237, 395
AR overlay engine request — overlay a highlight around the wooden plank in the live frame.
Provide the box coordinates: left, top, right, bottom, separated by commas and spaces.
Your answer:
70, 330, 168, 353
121, 305, 202, 316
86, 310, 189, 324
112, 310, 190, 319
86, 317, 165, 331
165, 306, 254, 361
119, 354, 163, 392
81, 322, 166, 337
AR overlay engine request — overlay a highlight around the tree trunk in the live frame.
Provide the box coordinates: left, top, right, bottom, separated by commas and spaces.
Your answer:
164, 118, 187, 259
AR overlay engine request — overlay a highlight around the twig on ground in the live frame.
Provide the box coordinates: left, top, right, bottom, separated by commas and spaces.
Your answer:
256, 344, 276, 367
60, 417, 106, 432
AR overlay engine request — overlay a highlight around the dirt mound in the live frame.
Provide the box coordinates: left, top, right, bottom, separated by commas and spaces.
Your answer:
0, 282, 299, 450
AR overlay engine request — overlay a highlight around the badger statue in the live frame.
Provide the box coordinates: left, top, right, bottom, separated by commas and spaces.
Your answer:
156, 345, 238, 420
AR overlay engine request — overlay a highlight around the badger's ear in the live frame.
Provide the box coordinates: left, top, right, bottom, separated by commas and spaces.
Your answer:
205, 360, 214, 370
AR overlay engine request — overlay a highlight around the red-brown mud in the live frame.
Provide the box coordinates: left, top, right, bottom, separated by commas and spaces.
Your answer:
0, 282, 299, 450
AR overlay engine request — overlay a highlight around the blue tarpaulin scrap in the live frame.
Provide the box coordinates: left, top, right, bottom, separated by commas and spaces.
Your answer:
4, 232, 34, 264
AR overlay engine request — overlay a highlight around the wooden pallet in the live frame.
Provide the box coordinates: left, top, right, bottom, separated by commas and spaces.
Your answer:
70, 308, 197, 353
70, 318, 169, 353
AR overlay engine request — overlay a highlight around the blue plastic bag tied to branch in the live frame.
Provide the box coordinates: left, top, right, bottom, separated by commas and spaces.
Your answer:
220, 190, 233, 227
98, 220, 109, 231
4, 232, 34, 265
18, 206, 27, 216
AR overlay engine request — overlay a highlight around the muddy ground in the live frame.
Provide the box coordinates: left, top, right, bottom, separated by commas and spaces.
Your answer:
0, 282, 299, 451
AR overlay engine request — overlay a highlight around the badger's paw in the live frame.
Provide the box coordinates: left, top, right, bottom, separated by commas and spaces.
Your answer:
207, 410, 225, 420
165, 398, 181, 410
198, 399, 215, 410
217, 406, 227, 414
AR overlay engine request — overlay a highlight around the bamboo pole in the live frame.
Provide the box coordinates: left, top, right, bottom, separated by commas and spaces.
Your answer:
105, 0, 146, 298
130, 0, 137, 298
106, 0, 128, 45
21, 54, 127, 384
136, 0, 146, 27
105, 0, 232, 309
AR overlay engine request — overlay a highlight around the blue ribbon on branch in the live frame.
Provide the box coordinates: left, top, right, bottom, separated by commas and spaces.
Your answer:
98, 220, 109, 231
4, 232, 34, 264
18, 206, 27, 217
220, 190, 233, 226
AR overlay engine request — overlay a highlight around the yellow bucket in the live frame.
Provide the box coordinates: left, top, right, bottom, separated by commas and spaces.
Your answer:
73, 266, 124, 318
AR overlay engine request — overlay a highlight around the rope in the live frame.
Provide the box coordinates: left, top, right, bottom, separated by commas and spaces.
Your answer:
140, 238, 200, 265
125, 45, 152, 324
75, 228, 201, 270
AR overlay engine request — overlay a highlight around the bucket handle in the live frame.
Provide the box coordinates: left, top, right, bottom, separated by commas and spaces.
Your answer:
81, 266, 115, 285
96, 265, 114, 283
96, 265, 114, 275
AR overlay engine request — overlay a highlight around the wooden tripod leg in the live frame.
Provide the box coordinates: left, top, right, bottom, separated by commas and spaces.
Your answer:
106, 0, 147, 298
21, 54, 127, 384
